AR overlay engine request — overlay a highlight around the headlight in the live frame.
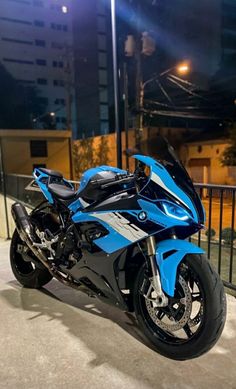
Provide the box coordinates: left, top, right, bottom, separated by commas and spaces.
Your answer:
160, 201, 190, 221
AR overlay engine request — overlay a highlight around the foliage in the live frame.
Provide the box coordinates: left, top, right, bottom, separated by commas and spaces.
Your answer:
94, 136, 110, 166
205, 228, 216, 239
221, 126, 236, 166
221, 228, 236, 245
0, 63, 46, 129
73, 136, 110, 180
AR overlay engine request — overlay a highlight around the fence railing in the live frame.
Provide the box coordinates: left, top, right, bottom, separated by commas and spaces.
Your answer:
1, 174, 236, 292
194, 183, 236, 292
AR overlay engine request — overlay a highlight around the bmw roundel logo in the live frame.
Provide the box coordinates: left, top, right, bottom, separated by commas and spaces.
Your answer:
138, 211, 147, 221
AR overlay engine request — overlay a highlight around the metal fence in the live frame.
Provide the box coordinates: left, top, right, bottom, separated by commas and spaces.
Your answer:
1, 174, 236, 292
194, 183, 236, 292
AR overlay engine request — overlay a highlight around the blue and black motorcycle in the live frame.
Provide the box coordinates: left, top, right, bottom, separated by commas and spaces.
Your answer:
10, 137, 226, 360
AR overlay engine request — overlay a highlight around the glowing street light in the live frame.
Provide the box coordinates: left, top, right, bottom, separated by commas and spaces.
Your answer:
177, 63, 190, 75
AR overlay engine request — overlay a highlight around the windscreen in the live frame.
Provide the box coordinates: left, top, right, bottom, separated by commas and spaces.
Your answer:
141, 136, 205, 223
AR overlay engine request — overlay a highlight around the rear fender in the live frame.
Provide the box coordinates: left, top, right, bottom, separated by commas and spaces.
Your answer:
156, 239, 205, 297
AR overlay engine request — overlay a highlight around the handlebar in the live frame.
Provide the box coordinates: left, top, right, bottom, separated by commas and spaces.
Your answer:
90, 173, 135, 190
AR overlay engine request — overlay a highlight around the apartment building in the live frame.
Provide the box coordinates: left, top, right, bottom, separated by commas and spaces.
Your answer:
0, 0, 76, 131
72, 0, 112, 139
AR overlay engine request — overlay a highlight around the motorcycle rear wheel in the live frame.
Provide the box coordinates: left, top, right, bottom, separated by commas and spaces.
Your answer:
10, 229, 53, 288
133, 254, 226, 360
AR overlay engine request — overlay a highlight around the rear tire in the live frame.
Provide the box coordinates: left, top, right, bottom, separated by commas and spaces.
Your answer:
10, 229, 53, 288
133, 254, 226, 360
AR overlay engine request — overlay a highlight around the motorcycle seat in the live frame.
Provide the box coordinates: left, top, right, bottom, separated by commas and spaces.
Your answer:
48, 183, 77, 200
38, 168, 63, 179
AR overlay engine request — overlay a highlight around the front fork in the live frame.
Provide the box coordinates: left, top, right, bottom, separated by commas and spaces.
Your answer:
145, 236, 169, 307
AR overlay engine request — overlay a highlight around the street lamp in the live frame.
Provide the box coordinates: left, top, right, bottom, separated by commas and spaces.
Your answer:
177, 63, 190, 75
137, 61, 191, 151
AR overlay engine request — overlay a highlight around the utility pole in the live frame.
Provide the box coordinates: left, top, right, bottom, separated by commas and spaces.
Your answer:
135, 2, 143, 153
124, 2, 156, 154
62, 44, 74, 132
111, 0, 122, 168
123, 62, 129, 170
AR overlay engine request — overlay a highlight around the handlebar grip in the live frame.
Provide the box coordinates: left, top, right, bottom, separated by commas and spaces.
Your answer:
100, 176, 134, 189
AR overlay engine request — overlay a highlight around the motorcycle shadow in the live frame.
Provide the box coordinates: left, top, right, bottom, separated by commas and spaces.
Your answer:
4, 279, 156, 360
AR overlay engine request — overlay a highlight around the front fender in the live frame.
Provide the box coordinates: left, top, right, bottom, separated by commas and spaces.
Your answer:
156, 239, 205, 297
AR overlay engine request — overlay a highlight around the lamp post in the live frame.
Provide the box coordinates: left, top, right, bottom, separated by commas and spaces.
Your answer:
137, 62, 191, 150
111, 0, 122, 168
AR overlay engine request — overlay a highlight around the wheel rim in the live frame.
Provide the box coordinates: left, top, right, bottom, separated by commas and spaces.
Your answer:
139, 260, 205, 344
14, 240, 36, 277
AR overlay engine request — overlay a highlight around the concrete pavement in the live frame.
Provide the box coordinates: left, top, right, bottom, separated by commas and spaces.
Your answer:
0, 239, 236, 389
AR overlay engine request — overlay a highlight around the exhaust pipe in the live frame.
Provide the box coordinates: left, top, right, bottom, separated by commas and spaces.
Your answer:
11, 203, 84, 291
11, 203, 35, 244
11, 203, 50, 270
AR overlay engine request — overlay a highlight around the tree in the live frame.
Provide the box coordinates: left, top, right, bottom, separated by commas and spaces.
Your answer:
95, 136, 110, 166
0, 63, 46, 129
73, 136, 111, 180
221, 126, 236, 166
73, 138, 96, 179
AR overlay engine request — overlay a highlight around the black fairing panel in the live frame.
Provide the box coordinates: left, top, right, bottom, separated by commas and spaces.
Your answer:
65, 245, 132, 310
84, 193, 141, 212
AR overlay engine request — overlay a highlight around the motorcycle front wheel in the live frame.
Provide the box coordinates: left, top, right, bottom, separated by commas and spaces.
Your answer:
133, 254, 226, 360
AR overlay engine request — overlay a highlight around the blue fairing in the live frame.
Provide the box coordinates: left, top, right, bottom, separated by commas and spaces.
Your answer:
72, 211, 133, 253
133, 154, 200, 223
77, 165, 127, 194
33, 169, 54, 204
155, 239, 204, 297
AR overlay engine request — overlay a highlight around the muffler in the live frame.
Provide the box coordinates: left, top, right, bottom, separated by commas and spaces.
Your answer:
11, 203, 50, 270
11, 203, 35, 243
11, 203, 83, 291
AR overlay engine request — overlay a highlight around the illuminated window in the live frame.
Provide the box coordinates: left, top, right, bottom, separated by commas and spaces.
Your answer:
62, 6, 68, 14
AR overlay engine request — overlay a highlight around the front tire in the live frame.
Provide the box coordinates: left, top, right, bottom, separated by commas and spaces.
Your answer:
10, 229, 53, 288
133, 254, 226, 360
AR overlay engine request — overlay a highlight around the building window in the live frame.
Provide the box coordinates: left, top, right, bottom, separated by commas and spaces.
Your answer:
51, 23, 68, 31
30, 140, 48, 158
97, 16, 106, 33
51, 41, 64, 49
100, 121, 109, 135
98, 34, 106, 50
38, 97, 48, 105
53, 80, 65, 87
17, 79, 35, 84
100, 104, 109, 120
56, 117, 66, 123
37, 78, 47, 85
99, 69, 108, 85
35, 39, 46, 47
3, 58, 33, 65
97, 0, 106, 15
99, 88, 108, 103
50, 4, 61, 11
33, 0, 43, 6
53, 60, 63, 68
34, 20, 45, 27
62, 6, 68, 14
36, 59, 47, 66
7, 0, 30, 4
55, 98, 65, 105
0, 16, 31, 25
98, 52, 107, 68
2, 37, 33, 45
